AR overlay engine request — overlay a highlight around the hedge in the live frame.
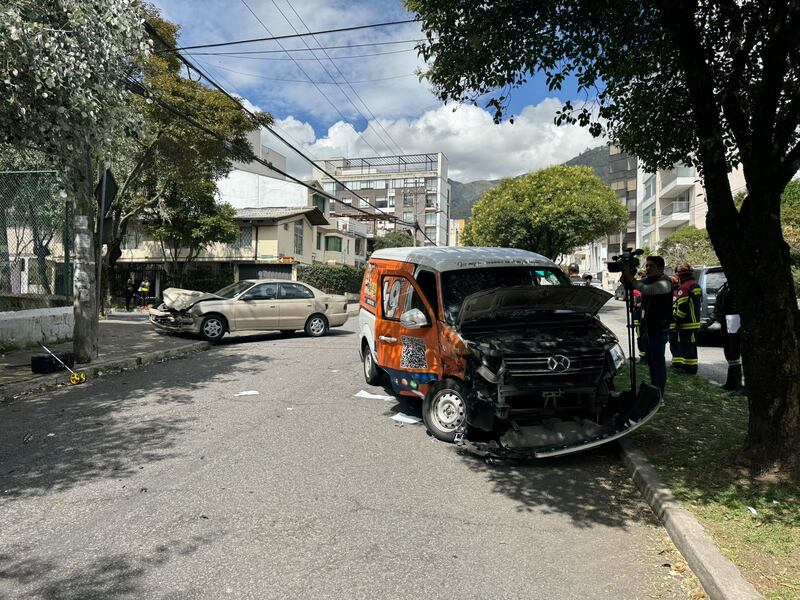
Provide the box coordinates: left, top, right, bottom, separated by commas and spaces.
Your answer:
298, 264, 365, 295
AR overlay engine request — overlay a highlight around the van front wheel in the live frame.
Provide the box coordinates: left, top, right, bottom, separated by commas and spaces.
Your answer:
423, 380, 468, 443
362, 345, 382, 385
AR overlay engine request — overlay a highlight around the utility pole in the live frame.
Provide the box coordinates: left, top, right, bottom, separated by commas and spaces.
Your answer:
72, 150, 99, 363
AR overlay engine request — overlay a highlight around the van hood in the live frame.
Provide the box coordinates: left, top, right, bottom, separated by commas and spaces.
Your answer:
457, 285, 612, 326
161, 287, 222, 311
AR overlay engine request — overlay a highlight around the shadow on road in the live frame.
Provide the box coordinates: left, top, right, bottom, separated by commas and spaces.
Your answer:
458, 445, 656, 530
0, 534, 214, 599
219, 328, 354, 346
0, 350, 264, 501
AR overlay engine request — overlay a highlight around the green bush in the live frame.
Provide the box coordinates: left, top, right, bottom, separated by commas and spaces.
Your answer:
298, 264, 365, 295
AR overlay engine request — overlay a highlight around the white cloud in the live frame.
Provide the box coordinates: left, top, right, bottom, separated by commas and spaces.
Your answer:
267, 99, 604, 182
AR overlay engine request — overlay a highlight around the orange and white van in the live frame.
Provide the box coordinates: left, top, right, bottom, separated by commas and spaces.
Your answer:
358, 246, 661, 458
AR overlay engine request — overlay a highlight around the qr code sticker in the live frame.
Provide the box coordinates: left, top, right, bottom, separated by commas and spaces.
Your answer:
400, 336, 427, 369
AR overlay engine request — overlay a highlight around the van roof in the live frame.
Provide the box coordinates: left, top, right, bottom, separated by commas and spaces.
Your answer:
369, 246, 556, 272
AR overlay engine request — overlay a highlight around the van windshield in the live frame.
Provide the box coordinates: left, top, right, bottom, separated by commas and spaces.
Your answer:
441, 266, 571, 324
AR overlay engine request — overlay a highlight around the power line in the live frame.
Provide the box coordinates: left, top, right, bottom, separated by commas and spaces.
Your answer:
143, 22, 436, 245
166, 18, 420, 52
191, 38, 427, 56
281, 0, 407, 156
237, 0, 384, 155
205, 60, 415, 84
196, 47, 415, 62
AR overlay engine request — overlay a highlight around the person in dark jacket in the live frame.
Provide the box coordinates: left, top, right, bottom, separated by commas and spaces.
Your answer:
714, 280, 744, 392
125, 278, 135, 312
671, 263, 702, 374
622, 256, 673, 394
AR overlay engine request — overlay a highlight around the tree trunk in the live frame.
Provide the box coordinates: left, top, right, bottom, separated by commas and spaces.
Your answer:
71, 150, 98, 363
708, 183, 800, 474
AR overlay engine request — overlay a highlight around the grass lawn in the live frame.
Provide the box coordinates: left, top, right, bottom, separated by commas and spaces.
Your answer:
627, 364, 800, 598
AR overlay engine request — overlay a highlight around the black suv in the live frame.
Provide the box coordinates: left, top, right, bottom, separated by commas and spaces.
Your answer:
693, 266, 727, 328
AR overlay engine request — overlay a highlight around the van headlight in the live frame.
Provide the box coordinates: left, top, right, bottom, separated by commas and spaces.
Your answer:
608, 343, 626, 371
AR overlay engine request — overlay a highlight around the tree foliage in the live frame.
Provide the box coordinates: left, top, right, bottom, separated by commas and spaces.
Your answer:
658, 226, 719, 269
462, 165, 626, 260
370, 230, 415, 254
406, 0, 800, 473
140, 178, 239, 288
298, 264, 365, 295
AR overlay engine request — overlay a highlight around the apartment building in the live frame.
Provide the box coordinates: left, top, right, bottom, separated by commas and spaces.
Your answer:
607, 145, 639, 256
448, 218, 466, 247
312, 153, 450, 246
636, 164, 746, 251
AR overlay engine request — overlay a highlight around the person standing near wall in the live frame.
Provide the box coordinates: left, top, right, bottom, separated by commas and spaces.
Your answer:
125, 278, 135, 312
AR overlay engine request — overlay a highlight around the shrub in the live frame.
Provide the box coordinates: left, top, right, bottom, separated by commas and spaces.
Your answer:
298, 264, 365, 295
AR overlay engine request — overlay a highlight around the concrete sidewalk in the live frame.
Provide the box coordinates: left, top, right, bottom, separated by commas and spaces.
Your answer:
0, 310, 209, 403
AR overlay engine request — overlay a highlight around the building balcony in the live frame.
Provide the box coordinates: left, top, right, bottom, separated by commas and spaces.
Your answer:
641, 222, 656, 236
658, 200, 690, 228
659, 166, 695, 198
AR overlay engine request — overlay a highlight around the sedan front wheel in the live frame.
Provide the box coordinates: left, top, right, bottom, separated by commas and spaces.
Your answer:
200, 315, 227, 342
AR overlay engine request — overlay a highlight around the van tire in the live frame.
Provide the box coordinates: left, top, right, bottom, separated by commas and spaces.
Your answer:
423, 379, 469, 443
362, 343, 382, 385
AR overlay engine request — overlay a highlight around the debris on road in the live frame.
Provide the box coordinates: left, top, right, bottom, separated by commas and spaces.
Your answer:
354, 390, 395, 401
234, 390, 259, 397
390, 412, 422, 424
747, 506, 758, 517
23, 432, 32, 444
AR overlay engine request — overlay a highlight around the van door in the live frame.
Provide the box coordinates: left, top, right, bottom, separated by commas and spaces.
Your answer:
375, 272, 441, 395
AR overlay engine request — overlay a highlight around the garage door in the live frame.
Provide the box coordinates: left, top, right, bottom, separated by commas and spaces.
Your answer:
238, 264, 293, 280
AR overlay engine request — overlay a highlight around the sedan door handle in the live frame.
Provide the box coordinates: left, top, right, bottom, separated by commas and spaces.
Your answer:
378, 336, 397, 343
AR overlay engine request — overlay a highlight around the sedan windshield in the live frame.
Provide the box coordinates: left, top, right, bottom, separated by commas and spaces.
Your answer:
441, 266, 571, 323
214, 281, 254, 299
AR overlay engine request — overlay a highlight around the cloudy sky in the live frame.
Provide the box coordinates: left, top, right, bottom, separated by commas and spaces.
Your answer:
152, 0, 604, 181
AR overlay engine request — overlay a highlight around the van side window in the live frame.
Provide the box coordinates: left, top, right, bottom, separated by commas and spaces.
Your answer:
415, 270, 439, 318
382, 275, 429, 323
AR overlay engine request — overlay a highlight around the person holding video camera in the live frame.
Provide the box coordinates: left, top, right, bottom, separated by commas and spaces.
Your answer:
621, 255, 673, 394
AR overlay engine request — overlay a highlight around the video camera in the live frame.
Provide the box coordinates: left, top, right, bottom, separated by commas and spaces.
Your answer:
607, 248, 644, 273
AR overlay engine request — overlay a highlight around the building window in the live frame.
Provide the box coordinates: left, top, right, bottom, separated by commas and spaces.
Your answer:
294, 220, 304, 255
643, 176, 656, 200
359, 198, 369, 208
355, 238, 364, 255
325, 236, 342, 252
339, 196, 351, 205
426, 193, 436, 207
424, 212, 436, 226
361, 180, 372, 189
388, 197, 395, 208
424, 226, 436, 240
231, 227, 253, 249
347, 239, 350, 254
374, 179, 386, 189
403, 193, 414, 206
312, 194, 325, 213
316, 232, 322, 250
403, 211, 414, 223
349, 180, 361, 190
425, 177, 437, 192
375, 197, 388, 208
322, 182, 335, 193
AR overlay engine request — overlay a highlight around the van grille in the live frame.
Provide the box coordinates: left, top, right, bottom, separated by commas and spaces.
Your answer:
503, 349, 606, 380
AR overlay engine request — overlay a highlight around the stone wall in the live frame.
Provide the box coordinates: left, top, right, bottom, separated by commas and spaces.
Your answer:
0, 307, 73, 351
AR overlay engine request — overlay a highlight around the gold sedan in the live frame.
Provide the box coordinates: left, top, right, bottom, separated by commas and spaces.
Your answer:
149, 279, 349, 342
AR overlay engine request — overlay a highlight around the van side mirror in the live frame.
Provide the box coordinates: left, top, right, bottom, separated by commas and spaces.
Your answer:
400, 308, 428, 329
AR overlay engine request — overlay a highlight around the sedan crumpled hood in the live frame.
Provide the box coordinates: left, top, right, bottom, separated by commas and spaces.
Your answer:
457, 285, 613, 326
160, 287, 222, 311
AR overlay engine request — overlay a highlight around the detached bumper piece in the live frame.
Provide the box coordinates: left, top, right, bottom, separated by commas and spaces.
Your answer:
468, 382, 662, 459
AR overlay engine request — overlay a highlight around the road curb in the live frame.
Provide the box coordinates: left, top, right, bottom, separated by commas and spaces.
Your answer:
619, 438, 762, 600
0, 340, 210, 405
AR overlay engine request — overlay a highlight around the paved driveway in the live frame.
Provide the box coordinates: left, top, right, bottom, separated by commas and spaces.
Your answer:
0, 320, 691, 599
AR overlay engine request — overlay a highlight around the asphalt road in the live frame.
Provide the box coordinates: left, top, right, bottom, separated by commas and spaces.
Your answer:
1, 317, 694, 599
599, 298, 729, 384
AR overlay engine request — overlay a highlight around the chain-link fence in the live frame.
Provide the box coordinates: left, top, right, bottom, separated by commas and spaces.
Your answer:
0, 169, 72, 301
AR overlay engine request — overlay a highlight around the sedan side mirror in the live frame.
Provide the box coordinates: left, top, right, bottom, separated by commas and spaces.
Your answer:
400, 308, 428, 329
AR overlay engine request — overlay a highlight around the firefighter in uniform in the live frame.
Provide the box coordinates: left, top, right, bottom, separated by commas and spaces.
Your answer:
671, 263, 701, 373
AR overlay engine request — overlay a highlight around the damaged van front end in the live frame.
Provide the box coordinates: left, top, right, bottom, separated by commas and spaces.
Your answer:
455, 286, 661, 458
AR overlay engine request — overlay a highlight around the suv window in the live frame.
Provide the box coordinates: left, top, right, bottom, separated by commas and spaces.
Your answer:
704, 271, 726, 295
280, 282, 314, 299
246, 283, 278, 299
